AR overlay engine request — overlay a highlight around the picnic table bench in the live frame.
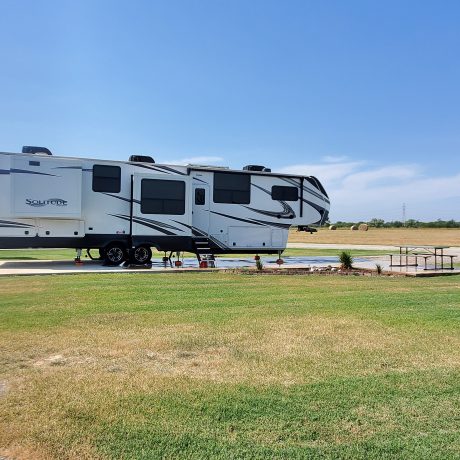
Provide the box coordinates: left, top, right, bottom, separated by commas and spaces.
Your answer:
388, 245, 456, 270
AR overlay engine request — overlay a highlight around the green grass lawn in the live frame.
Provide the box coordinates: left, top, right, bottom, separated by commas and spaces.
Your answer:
0, 273, 459, 459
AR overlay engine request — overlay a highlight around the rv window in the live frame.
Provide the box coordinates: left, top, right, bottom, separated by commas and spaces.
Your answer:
213, 172, 250, 204
141, 179, 185, 215
92, 165, 121, 193
195, 188, 205, 205
271, 185, 298, 201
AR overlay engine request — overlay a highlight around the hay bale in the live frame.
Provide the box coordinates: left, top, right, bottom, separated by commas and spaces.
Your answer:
329, 225, 337, 230
358, 223, 369, 231
350, 225, 358, 231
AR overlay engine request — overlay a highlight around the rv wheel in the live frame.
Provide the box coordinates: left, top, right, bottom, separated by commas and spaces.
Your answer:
130, 245, 152, 264
104, 243, 127, 265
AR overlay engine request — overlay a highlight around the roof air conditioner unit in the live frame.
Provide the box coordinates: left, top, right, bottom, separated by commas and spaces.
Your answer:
129, 155, 155, 163
22, 146, 52, 155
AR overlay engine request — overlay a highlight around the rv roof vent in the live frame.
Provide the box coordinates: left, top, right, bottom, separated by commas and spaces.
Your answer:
129, 155, 155, 163
243, 165, 267, 172
22, 146, 52, 155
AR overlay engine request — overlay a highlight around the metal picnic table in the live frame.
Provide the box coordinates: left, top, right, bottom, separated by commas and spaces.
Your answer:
389, 245, 455, 270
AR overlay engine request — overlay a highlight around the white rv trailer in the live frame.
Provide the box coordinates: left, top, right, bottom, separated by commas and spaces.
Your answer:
0, 147, 330, 265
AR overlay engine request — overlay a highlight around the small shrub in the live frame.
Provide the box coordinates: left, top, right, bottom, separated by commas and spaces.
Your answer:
375, 263, 382, 275
339, 251, 353, 270
256, 258, 264, 271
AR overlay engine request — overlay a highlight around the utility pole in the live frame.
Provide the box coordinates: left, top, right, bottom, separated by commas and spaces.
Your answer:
402, 202, 406, 227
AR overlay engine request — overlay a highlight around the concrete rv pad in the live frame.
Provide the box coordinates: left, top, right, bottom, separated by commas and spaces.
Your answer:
0, 250, 458, 277
0, 256, 345, 276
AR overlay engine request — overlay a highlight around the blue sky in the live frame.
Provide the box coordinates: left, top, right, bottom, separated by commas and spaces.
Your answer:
0, 0, 459, 221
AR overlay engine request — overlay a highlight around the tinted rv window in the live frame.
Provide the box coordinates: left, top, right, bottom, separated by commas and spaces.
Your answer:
271, 185, 298, 201
195, 188, 205, 205
213, 172, 250, 204
141, 179, 186, 215
92, 165, 121, 193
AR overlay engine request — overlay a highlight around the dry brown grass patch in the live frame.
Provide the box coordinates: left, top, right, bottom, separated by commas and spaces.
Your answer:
2, 313, 459, 390
289, 227, 460, 246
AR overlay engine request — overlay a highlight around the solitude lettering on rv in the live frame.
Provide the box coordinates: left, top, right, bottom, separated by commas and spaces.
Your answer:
26, 198, 68, 207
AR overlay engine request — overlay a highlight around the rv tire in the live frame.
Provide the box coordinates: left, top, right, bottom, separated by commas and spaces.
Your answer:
104, 243, 127, 266
130, 245, 152, 264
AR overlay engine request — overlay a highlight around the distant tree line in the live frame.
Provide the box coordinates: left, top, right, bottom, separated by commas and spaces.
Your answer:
326, 219, 460, 228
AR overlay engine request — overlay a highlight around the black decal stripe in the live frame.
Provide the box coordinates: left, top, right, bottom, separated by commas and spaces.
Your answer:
244, 200, 296, 219
108, 214, 130, 223
10, 168, 56, 177
192, 176, 207, 183
281, 177, 329, 204
131, 218, 177, 235
171, 222, 227, 250
0, 219, 34, 228
171, 220, 202, 234
131, 163, 187, 176
208, 235, 229, 250
53, 166, 82, 170
153, 165, 187, 175
251, 183, 271, 195
171, 220, 193, 230
172, 222, 228, 249
171, 222, 211, 239
302, 198, 327, 214
251, 183, 297, 218
109, 214, 178, 236
0, 168, 55, 176
210, 211, 265, 226
101, 193, 138, 204
132, 216, 184, 231
130, 163, 170, 174
280, 177, 299, 187
190, 226, 207, 237
250, 219, 292, 229
114, 213, 184, 231
281, 177, 325, 201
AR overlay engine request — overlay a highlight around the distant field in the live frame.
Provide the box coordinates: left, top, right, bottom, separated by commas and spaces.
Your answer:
1, 273, 459, 459
289, 227, 460, 246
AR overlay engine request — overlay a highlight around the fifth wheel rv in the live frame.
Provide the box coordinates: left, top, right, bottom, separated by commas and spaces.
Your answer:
0, 147, 330, 265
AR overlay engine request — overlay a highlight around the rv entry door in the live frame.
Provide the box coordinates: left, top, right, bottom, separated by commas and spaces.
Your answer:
192, 184, 210, 236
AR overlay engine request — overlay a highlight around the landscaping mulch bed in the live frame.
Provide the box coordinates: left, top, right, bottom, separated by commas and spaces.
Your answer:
224, 267, 402, 277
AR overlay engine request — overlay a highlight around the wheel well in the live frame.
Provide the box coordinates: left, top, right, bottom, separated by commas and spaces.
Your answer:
104, 241, 129, 250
